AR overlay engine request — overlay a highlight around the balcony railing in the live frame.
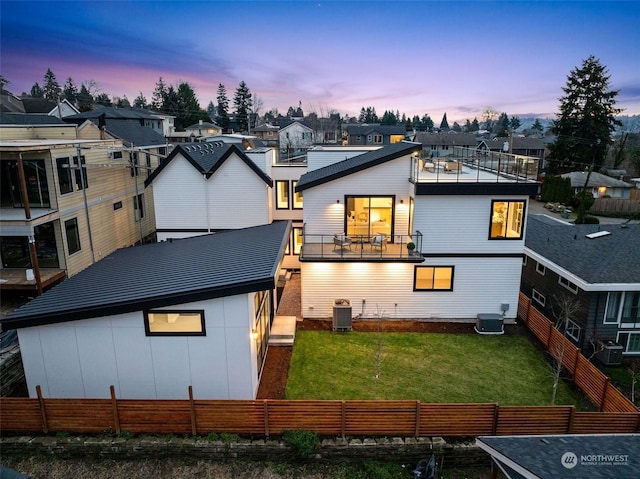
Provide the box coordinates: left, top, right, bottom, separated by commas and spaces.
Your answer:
412, 147, 539, 184
299, 229, 423, 262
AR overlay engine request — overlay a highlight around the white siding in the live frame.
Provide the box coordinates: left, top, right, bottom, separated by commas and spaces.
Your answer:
17, 295, 257, 400
301, 257, 521, 321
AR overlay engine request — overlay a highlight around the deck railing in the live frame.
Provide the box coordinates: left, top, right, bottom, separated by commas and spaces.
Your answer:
299, 229, 423, 261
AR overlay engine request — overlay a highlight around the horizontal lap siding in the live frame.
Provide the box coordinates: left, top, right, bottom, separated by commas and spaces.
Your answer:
194, 401, 265, 435
419, 404, 496, 436
117, 400, 192, 434
496, 406, 573, 435
0, 398, 43, 432
44, 399, 113, 433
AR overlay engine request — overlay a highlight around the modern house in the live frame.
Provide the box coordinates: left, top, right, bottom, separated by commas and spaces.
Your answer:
0, 221, 291, 400
344, 124, 407, 146
479, 136, 546, 172
0, 115, 157, 292
521, 215, 640, 358
295, 141, 538, 322
561, 171, 634, 199
413, 132, 478, 159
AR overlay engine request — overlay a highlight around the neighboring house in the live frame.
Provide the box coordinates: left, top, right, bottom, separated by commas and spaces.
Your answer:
479, 136, 546, 171
0, 115, 156, 293
295, 142, 538, 321
279, 120, 314, 155
251, 124, 280, 147
561, 171, 634, 199
65, 107, 173, 139
185, 120, 223, 140
413, 132, 478, 159
0, 221, 291, 400
306, 117, 341, 145
0, 89, 25, 113
521, 215, 640, 357
145, 143, 273, 241
21, 97, 80, 118
344, 124, 407, 146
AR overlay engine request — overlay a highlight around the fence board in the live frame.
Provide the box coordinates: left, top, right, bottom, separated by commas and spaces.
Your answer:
419, 404, 496, 436
527, 307, 552, 345
602, 385, 639, 413
0, 398, 43, 432
266, 400, 342, 435
193, 400, 265, 435
517, 293, 530, 323
571, 412, 640, 434
496, 406, 573, 435
117, 400, 192, 434
345, 401, 417, 436
44, 399, 113, 433
573, 355, 608, 407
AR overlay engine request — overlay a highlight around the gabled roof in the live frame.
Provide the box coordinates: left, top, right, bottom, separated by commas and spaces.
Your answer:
186, 121, 221, 131
145, 142, 272, 187
561, 171, 633, 188
481, 136, 546, 151
104, 119, 167, 148
525, 215, 640, 285
413, 132, 478, 146
0, 89, 25, 113
0, 113, 67, 125
279, 119, 313, 132
1, 221, 291, 330
20, 97, 57, 114
345, 124, 407, 136
66, 107, 161, 121
295, 141, 421, 192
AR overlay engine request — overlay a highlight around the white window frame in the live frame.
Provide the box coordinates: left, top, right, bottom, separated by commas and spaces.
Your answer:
605, 292, 640, 326
558, 276, 578, 294
532, 289, 546, 307
564, 318, 582, 342
616, 331, 640, 354
536, 262, 546, 275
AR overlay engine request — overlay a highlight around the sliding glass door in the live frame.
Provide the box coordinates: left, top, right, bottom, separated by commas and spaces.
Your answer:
345, 196, 394, 239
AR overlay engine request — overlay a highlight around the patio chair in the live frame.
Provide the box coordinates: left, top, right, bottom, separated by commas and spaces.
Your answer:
333, 233, 352, 251
370, 233, 388, 251
444, 161, 461, 173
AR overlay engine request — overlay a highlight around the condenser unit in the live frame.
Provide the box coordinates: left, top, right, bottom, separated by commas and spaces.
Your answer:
333, 299, 352, 331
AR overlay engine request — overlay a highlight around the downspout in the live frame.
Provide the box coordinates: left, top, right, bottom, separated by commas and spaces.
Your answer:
76, 144, 96, 264
204, 173, 210, 233
17, 154, 43, 295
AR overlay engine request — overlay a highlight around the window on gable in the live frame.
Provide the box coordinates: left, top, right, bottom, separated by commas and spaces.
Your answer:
144, 310, 206, 336
414, 266, 454, 291
276, 180, 290, 209
489, 200, 525, 239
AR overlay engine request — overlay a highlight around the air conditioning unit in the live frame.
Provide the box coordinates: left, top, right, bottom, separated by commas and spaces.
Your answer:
475, 313, 504, 335
596, 341, 623, 366
333, 299, 352, 331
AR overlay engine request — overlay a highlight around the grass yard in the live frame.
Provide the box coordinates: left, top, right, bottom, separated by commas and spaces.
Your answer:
286, 331, 586, 407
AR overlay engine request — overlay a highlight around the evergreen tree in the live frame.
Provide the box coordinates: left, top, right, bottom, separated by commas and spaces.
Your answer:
30, 82, 44, 98
233, 81, 252, 132
174, 81, 208, 130
216, 83, 230, 131
152, 77, 168, 110
532, 118, 544, 135
43, 68, 61, 101
452, 122, 461, 132
465, 119, 472, 132
548, 55, 622, 173
381, 110, 397, 125
421, 114, 434, 131
94, 93, 112, 106
207, 101, 216, 119
509, 116, 521, 131
470, 117, 480, 132
358, 107, 367, 123
77, 84, 93, 111
115, 95, 131, 108
63, 78, 78, 105
495, 112, 509, 136
134, 92, 147, 109
0, 75, 8, 90
412, 115, 421, 130
439, 113, 449, 130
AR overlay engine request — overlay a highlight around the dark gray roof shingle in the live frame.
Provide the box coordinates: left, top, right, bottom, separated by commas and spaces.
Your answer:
1, 221, 291, 330
104, 119, 167, 147
345, 124, 407, 136
525, 215, 640, 284
296, 141, 421, 191
0, 113, 66, 125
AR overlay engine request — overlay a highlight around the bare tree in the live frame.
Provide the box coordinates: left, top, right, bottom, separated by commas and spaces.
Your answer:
372, 305, 386, 399
549, 339, 567, 406
548, 294, 582, 405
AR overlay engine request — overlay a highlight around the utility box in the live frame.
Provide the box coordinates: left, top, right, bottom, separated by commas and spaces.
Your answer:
333, 299, 352, 331
475, 313, 504, 335
596, 340, 624, 366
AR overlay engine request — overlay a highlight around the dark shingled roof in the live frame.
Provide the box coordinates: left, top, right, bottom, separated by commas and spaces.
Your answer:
477, 434, 640, 479
21, 98, 57, 114
413, 132, 478, 147
0, 113, 67, 125
1, 221, 291, 330
525, 215, 640, 284
345, 124, 407, 136
145, 143, 272, 187
295, 141, 421, 191
66, 107, 161, 121
104, 119, 167, 147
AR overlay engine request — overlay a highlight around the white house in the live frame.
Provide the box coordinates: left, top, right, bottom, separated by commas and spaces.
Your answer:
279, 120, 314, 156
0, 221, 291, 400
561, 171, 634, 199
295, 142, 539, 322
145, 143, 273, 241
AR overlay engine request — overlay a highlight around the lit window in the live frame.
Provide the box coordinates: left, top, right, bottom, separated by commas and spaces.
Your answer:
144, 310, 205, 336
558, 276, 578, 294
536, 262, 546, 275
532, 289, 546, 307
292, 227, 303, 255
64, 218, 81, 255
292, 181, 303, 209
414, 266, 454, 291
489, 200, 525, 239
276, 181, 290, 209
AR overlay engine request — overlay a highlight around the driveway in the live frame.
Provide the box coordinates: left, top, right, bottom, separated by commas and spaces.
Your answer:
527, 198, 630, 225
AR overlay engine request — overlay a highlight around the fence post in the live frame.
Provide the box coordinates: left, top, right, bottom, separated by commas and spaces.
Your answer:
263, 400, 269, 437
35, 385, 48, 434
601, 379, 610, 412
414, 401, 421, 437
110, 385, 120, 434
567, 406, 575, 434
341, 400, 346, 438
188, 386, 197, 436
492, 404, 499, 435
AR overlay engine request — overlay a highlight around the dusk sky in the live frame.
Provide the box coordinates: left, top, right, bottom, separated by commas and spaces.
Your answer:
2, 1, 639, 124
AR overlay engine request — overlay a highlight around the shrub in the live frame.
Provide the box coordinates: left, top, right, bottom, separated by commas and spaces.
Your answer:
219, 432, 240, 443
206, 432, 220, 441
575, 215, 600, 224
282, 429, 319, 459
406, 242, 415, 251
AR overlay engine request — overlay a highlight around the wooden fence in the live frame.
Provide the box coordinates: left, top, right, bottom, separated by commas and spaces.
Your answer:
1, 298, 638, 437
591, 197, 640, 215
518, 292, 638, 414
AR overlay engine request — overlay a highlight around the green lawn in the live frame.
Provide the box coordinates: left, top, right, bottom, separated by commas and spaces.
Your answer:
286, 331, 586, 407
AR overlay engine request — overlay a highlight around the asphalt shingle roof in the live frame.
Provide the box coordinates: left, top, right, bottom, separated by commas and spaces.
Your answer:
525, 215, 640, 284
346, 124, 407, 135
66, 107, 161, 121
561, 171, 633, 188
104, 119, 167, 147
0, 113, 66, 125
295, 141, 421, 191
1, 221, 291, 330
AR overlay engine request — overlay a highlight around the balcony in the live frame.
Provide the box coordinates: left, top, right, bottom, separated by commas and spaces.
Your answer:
299, 230, 424, 262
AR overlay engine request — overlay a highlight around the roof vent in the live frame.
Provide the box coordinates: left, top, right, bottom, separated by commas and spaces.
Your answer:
585, 231, 611, 239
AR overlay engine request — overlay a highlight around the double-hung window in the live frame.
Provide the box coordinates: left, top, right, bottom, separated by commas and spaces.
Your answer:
57, 156, 88, 194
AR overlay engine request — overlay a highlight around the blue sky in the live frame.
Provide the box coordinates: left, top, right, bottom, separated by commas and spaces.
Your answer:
1, 1, 639, 123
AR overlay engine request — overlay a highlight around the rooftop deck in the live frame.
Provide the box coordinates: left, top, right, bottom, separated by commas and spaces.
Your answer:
299, 233, 424, 262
